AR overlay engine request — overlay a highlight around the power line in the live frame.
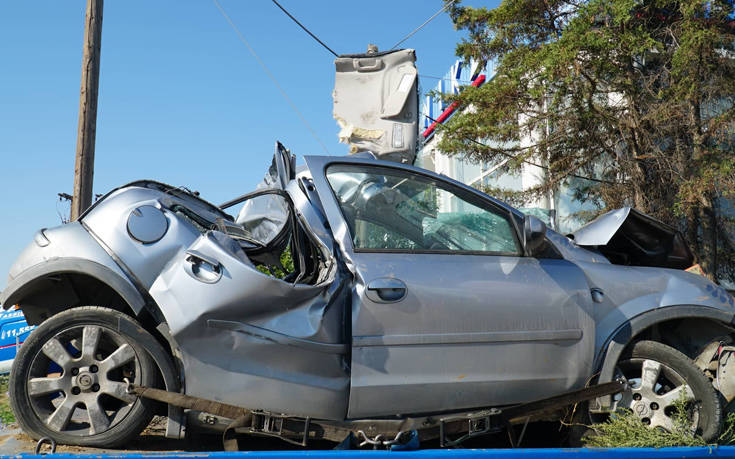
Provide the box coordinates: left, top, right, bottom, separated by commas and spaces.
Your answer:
391, 0, 457, 50
424, 114, 618, 185
270, 0, 339, 57
419, 74, 473, 83
212, 0, 330, 154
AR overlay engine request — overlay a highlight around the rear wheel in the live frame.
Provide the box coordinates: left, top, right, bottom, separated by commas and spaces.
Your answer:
9, 307, 157, 447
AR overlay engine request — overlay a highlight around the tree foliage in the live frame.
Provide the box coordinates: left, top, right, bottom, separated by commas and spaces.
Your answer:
439, 0, 735, 282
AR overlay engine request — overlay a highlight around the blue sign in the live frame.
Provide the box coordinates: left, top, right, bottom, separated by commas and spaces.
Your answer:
0, 307, 35, 371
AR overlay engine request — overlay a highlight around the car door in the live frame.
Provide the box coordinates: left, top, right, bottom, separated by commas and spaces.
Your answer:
305, 155, 596, 418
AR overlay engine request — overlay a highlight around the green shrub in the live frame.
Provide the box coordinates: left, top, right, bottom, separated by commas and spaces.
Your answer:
583, 390, 707, 447
0, 375, 15, 425
583, 409, 707, 447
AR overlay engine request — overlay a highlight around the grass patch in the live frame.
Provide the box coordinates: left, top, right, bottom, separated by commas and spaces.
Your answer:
583, 408, 708, 447
583, 390, 735, 447
0, 374, 14, 425
584, 389, 708, 447
719, 412, 735, 445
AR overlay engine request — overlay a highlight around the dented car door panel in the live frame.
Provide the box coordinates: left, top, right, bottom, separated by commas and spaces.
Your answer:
148, 187, 351, 420
305, 155, 597, 418
345, 252, 596, 417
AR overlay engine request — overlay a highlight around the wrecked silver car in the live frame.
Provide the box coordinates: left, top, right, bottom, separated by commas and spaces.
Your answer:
2, 45, 734, 449
2, 142, 735, 449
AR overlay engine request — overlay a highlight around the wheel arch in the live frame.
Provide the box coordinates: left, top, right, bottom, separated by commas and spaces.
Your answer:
594, 305, 735, 410
1, 258, 145, 324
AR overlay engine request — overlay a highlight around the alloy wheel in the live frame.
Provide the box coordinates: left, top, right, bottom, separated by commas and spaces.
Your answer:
614, 358, 698, 432
26, 324, 141, 436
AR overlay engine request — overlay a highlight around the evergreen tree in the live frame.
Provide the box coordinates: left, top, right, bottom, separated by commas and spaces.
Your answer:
438, 0, 735, 283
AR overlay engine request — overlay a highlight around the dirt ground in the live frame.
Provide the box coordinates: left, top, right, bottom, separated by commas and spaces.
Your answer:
0, 416, 220, 455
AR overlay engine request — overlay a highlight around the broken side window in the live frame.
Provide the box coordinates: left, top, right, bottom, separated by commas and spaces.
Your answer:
326, 164, 522, 255
219, 190, 325, 285
163, 186, 325, 284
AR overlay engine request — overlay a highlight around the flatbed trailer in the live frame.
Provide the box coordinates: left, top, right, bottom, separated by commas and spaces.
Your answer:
14, 447, 735, 459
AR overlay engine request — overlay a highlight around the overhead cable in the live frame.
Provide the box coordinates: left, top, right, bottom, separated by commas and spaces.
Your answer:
270, 0, 339, 57
391, 0, 457, 50
212, 0, 330, 154
419, 74, 473, 83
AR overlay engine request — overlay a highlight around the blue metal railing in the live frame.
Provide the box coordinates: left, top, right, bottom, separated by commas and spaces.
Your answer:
10, 447, 735, 459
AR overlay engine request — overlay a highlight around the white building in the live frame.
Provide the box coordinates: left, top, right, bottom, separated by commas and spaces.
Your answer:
417, 59, 599, 234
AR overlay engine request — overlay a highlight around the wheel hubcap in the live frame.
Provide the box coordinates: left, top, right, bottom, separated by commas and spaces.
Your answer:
614, 359, 697, 433
27, 325, 140, 436
76, 371, 96, 391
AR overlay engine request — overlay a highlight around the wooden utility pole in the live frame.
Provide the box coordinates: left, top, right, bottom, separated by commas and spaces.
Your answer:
71, 0, 104, 220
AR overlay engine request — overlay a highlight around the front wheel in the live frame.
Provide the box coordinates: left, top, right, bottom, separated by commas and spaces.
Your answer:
9, 307, 158, 447
570, 340, 722, 445
613, 340, 722, 441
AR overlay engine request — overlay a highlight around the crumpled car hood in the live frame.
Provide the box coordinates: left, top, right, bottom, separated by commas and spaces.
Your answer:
570, 207, 694, 269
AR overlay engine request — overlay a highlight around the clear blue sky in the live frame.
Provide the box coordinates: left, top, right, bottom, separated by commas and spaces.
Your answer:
0, 0, 495, 290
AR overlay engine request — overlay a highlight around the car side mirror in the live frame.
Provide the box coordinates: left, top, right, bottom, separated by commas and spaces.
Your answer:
523, 215, 547, 256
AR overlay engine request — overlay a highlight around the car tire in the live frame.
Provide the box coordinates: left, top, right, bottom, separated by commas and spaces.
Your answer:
9, 306, 158, 447
570, 340, 722, 445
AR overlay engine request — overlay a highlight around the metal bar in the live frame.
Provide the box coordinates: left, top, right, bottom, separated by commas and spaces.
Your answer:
128, 384, 245, 420
422, 74, 486, 138
502, 380, 626, 423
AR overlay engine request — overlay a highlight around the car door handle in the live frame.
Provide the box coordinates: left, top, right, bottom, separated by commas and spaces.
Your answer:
366, 278, 407, 303
184, 250, 222, 283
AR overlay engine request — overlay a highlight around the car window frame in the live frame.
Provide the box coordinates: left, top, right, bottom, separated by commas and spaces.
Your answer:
324, 162, 525, 257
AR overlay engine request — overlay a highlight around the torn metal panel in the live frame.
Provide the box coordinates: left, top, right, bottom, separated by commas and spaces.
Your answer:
235, 192, 290, 248
81, 182, 227, 289
544, 230, 611, 265
333, 48, 418, 164
83, 148, 351, 420
148, 223, 350, 419
232, 143, 295, 249
570, 207, 694, 269
145, 165, 352, 419
266, 141, 296, 190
